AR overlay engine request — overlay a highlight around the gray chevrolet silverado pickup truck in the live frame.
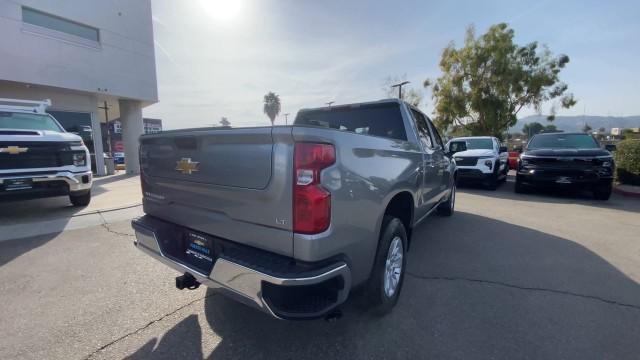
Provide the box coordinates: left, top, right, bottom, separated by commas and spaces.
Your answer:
132, 99, 457, 319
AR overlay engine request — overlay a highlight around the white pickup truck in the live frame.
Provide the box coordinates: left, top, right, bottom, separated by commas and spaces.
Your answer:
0, 98, 93, 206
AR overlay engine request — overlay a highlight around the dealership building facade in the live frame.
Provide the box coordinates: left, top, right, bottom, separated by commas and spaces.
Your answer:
0, 0, 158, 175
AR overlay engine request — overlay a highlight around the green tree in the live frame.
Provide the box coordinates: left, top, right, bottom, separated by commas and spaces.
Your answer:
621, 128, 636, 139
448, 125, 473, 138
522, 122, 544, 137
219, 117, 230, 127
383, 75, 423, 107
544, 124, 559, 133
263, 92, 281, 125
582, 123, 592, 133
426, 23, 576, 139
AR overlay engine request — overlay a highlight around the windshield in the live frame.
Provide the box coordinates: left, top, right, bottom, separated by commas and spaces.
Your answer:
457, 138, 493, 150
528, 134, 599, 149
0, 112, 63, 132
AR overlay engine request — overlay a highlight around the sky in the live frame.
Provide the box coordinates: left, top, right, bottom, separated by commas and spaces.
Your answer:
144, 0, 640, 129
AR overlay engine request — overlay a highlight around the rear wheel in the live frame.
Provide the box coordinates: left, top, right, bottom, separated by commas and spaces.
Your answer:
70, 191, 91, 207
437, 180, 456, 216
365, 216, 407, 315
593, 183, 612, 200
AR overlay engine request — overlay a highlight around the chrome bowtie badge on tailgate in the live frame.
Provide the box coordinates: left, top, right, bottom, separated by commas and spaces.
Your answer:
175, 157, 199, 174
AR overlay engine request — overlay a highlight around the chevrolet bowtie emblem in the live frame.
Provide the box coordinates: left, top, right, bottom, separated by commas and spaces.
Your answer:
175, 158, 199, 175
0, 146, 29, 155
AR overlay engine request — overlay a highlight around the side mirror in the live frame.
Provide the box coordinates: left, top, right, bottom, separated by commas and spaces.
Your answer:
499, 146, 508, 153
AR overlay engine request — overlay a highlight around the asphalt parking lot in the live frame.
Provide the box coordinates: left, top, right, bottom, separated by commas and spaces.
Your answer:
1, 175, 639, 360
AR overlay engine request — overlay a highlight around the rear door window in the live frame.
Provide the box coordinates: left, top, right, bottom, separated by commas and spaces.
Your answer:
295, 103, 407, 141
410, 109, 433, 149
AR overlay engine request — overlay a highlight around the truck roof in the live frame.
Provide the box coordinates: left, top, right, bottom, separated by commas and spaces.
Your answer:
450, 136, 494, 140
298, 98, 405, 113
532, 132, 585, 136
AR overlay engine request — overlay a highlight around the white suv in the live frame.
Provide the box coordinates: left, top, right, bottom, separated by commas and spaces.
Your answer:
0, 98, 93, 206
446, 136, 509, 190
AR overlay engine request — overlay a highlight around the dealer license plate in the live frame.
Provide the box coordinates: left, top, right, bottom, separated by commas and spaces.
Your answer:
185, 231, 214, 268
555, 177, 572, 184
4, 178, 33, 191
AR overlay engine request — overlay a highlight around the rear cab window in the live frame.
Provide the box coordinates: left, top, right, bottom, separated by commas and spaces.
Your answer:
294, 102, 407, 141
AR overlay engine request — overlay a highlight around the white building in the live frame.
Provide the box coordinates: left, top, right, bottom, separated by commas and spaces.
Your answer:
0, 0, 158, 175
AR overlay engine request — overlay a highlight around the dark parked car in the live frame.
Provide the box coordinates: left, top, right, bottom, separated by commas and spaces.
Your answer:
515, 133, 614, 200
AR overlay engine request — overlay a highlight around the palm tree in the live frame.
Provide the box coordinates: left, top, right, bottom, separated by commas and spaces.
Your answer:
263, 92, 281, 125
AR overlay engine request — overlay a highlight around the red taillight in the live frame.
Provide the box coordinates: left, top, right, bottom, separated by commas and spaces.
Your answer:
293, 143, 335, 234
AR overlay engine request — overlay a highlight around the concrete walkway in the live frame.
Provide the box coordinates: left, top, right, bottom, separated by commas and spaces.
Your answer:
0, 172, 143, 241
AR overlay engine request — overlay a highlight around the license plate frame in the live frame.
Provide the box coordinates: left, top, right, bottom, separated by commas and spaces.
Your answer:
4, 178, 33, 191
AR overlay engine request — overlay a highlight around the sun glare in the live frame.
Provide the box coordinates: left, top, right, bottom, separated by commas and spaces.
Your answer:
199, 0, 243, 22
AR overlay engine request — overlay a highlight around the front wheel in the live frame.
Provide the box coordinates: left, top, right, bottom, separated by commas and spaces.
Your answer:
365, 216, 408, 315
486, 170, 499, 190
501, 162, 509, 182
593, 184, 612, 200
514, 175, 527, 194
70, 191, 91, 207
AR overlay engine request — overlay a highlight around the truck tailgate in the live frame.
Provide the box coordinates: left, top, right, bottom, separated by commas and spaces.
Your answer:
139, 127, 295, 256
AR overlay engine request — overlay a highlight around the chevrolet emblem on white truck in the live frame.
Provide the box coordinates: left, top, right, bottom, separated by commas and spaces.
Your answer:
0, 146, 29, 154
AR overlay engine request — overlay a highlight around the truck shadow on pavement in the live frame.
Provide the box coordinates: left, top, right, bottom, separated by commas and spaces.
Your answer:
124, 211, 640, 360
0, 231, 61, 267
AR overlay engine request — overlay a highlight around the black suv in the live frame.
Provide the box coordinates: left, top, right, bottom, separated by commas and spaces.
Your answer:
515, 133, 614, 200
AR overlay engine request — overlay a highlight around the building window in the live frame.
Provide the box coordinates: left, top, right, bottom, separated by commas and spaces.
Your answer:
22, 7, 99, 43
144, 125, 162, 134
113, 121, 122, 134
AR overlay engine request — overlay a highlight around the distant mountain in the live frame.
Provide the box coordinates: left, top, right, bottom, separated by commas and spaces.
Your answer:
510, 115, 640, 134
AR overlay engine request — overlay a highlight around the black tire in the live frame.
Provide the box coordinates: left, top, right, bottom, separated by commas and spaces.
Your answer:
501, 162, 509, 182
70, 191, 91, 207
437, 180, 456, 216
365, 216, 408, 315
514, 175, 527, 194
593, 184, 612, 200
486, 167, 499, 190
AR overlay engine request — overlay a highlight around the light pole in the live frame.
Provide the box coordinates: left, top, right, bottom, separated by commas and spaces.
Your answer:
98, 101, 112, 156
391, 81, 410, 99
283, 113, 290, 125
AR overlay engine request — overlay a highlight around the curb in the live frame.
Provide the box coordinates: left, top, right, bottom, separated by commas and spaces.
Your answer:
613, 185, 640, 198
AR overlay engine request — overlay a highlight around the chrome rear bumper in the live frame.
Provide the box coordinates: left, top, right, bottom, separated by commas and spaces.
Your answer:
132, 216, 351, 319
